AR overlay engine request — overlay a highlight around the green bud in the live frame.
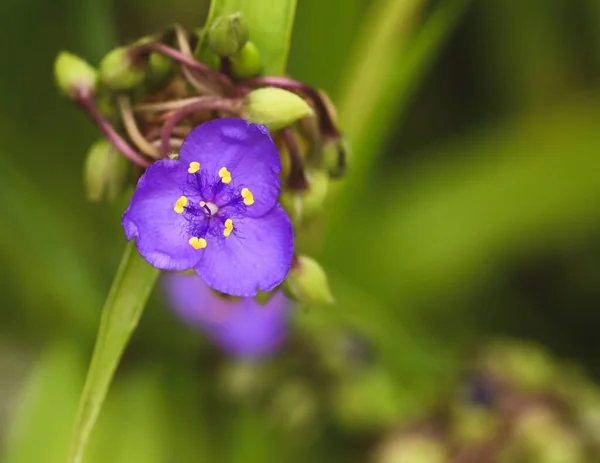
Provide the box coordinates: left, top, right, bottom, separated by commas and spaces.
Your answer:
83, 140, 129, 202
323, 137, 349, 178
374, 435, 447, 463
281, 169, 329, 223
450, 405, 497, 444
207, 12, 249, 57
54, 51, 98, 99
99, 47, 146, 91
145, 52, 174, 90
230, 41, 262, 79
242, 88, 314, 131
482, 340, 556, 392
268, 381, 317, 432
284, 256, 334, 304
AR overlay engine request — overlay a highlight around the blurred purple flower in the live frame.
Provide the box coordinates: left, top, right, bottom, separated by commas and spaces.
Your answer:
123, 118, 294, 297
164, 273, 290, 358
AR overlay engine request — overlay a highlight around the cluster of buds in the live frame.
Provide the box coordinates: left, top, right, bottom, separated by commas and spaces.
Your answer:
54, 12, 341, 304
373, 339, 600, 463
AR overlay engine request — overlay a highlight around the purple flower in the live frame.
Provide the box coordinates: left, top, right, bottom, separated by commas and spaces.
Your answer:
164, 273, 290, 358
123, 118, 294, 296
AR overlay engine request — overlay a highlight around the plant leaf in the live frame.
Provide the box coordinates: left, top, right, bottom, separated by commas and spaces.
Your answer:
67, 242, 159, 463
206, 0, 298, 74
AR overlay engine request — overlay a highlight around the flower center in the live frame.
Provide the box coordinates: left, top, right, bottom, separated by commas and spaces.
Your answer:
200, 200, 219, 216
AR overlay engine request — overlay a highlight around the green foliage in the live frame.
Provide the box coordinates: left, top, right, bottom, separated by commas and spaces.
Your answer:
3, 0, 600, 461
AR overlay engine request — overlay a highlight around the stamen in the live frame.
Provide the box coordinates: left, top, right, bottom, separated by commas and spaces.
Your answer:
218, 166, 232, 184
189, 237, 207, 249
174, 195, 188, 214
241, 188, 254, 206
188, 161, 200, 173
223, 218, 233, 237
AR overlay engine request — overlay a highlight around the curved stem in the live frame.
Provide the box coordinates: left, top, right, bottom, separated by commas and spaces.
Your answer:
282, 128, 309, 190
172, 24, 215, 95
79, 97, 151, 168
142, 42, 235, 95
159, 97, 243, 155
117, 96, 161, 159
134, 97, 208, 113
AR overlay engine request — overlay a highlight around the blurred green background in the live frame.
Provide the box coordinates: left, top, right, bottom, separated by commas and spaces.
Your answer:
2, 0, 600, 461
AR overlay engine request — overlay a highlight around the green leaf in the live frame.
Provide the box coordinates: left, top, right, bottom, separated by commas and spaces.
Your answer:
3, 343, 84, 463
82, 367, 168, 463
206, 0, 298, 74
67, 242, 159, 463
328, 0, 473, 232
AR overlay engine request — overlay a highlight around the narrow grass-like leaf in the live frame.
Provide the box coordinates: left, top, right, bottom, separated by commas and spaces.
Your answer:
67, 242, 159, 463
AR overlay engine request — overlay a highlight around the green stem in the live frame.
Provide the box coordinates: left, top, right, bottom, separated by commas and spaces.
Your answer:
67, 242, 160, 463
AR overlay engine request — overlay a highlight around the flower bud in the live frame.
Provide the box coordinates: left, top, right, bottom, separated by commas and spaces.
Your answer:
145, 51, 174, 90
54, 51, 98, 100
481, 340, 556, 392
281, 169, 329, 223
323, 137, 349, 179
268, 381, 317, 432
230, 41, 262, 79
374, 435, 447, 463
83, 140, 129, 202
242, 88, 314, 131
284, 256, 334, 305
207, 12, 249, 57
99, 47, 146, 91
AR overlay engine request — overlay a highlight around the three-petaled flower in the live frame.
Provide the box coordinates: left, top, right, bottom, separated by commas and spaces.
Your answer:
123, 118, 294, 296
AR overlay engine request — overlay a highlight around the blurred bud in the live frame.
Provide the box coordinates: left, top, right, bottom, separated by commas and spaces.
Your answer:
280, 169, 329, 223
481, 340, 556, 392
242, 88, 314, 131
374, 435, 447, 463
99, 47, 146, 91
268, 381, 317, 432
230, 41, 262, 79
323, 137, 349, 178
574, 385, 600, 444
450, 404, 497, 445
84, 140, 129, 202
334, 369, 402, 431
207, 12, 249, 57
145, 52, 174, 90
514, 406, 584, 463
219, 361, 268, 400
284, 256, 334, 305
54, 51, 97, 100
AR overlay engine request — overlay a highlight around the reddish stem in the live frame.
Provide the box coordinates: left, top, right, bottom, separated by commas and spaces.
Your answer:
242, 76, 340, 139
140, 43, 236, 95
79, 97, 151, 168
160, 98, 243, 155
281, 128, 309, 190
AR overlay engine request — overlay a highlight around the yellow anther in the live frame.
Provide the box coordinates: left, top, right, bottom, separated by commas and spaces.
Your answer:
188, 237, 207, 249
188, 161, 200, 173
199, 201, 206, 207
223, 218, 234, 237
241, 187, 254, 206
218, 166, 232, 184
174, 195, 188, 214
